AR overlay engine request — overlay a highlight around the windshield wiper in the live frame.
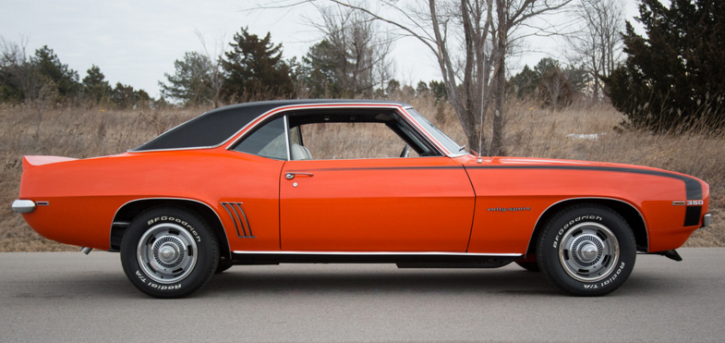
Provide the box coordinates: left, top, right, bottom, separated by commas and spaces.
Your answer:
458, 144, 466, 152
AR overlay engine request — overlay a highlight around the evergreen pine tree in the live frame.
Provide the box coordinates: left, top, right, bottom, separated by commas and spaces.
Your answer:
221, 28, 294, 99
31, 45, 80, 99
603, 0, 725, 130
301, 40, 342, 98
82, 65, 112, 105
415, 81, 429, 97
159, 51, 214, 106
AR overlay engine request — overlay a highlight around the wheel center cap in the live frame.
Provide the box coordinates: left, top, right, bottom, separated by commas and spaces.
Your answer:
579, 243, 598, 262
158, 244, 179, 263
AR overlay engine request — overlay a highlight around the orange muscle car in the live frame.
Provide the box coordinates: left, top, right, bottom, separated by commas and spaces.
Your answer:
12, 100, 711, 298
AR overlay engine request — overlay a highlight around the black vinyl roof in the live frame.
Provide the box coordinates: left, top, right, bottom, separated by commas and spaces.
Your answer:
132, 100, 410, 152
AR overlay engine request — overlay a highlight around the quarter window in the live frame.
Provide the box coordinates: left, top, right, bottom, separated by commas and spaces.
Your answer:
232, 116, 287, 160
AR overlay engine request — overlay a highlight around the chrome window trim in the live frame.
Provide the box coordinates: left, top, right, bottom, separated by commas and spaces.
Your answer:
283, 114, 291, 161
447, 151, 469, 158
523, 197, 649, 254
128, 104, 400, 154
110, 197, 230, 255
225, 104, 451, 158
127, 102, 463, 158
127, 145, 220, 153
397, 107, 452, 155
233, 250, 522, 257
400, 107, 466, 157
226, 104, 406, 149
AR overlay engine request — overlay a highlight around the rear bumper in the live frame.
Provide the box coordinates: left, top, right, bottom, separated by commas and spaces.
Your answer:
702, 213, 711, 228
11, 199, 35, 213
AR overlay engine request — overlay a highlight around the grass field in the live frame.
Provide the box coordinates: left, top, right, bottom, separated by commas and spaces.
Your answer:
1, 96, 722, 251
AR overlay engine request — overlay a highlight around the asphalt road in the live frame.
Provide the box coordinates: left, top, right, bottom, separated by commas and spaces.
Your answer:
1, 249, 724, 343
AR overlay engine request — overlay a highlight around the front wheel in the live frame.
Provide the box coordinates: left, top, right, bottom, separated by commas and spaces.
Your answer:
120, 207, 219, 298
537, 204, 636, 296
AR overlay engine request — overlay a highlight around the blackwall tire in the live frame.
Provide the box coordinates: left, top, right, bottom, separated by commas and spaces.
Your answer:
537, 204, 636, 296
120, 207, 219, 298
515, 261, 540, 272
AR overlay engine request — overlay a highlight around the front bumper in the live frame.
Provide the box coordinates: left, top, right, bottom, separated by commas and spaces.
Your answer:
11, 199, 35, 213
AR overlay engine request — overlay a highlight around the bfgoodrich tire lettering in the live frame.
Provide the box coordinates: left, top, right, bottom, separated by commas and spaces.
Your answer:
537, 204, 636, 296
120, 207, 219, 298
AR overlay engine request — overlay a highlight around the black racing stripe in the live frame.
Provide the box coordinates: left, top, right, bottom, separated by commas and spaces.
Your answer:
465, 165, 703, 200
684, 206, 702, 226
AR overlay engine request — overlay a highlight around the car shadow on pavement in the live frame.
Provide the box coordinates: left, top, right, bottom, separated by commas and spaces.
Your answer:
204, 265, 562, 297
9, 264, 687, 299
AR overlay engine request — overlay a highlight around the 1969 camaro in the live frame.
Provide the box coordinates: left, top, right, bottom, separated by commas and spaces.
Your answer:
12, 100, 711, 298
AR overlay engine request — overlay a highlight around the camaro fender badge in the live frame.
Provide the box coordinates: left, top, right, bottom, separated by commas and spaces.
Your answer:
487, 207, 531, 212
673, 200, 703, 206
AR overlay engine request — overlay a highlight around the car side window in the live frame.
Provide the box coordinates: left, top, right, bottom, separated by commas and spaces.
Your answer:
232, 116, 287, 160
299, 122, 421, 160
289, 125, 302, 146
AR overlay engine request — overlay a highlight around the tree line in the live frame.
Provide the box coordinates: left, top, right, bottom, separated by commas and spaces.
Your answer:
0, 40, 151, 109
2, 0, 723, 139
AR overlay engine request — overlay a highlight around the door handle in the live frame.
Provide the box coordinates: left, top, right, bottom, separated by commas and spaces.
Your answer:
285, 172, 314, 180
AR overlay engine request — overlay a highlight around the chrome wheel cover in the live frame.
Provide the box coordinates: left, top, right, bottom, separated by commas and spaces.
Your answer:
137, 223, 198, 284
558, 222, 619, 283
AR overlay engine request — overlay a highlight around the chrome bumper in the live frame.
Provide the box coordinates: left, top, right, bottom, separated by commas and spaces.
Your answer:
702, 213, 711, 228
11, 199, 35, 213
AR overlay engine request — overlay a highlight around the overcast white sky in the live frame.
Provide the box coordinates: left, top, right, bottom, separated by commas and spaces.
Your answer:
1, 0, 642, 98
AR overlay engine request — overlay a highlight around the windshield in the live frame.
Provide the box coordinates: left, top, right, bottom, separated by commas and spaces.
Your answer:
405, 108, 464, 156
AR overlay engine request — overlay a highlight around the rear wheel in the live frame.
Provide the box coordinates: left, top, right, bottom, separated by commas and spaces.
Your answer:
120, 207, 219, 298
537, 204, 636, 296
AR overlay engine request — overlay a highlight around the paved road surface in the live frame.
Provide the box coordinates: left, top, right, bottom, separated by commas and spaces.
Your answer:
1, 248, 724, 342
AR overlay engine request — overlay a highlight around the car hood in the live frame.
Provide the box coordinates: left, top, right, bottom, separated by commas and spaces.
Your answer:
459, 155, 666, 172
456, 154, 699, 179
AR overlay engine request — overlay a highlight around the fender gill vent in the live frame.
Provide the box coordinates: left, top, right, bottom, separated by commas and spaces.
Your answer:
220, 202, 255, 238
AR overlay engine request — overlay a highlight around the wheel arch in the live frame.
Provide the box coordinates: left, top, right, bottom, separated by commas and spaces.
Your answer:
525, 198, 648, 257
110, 198, 231, 260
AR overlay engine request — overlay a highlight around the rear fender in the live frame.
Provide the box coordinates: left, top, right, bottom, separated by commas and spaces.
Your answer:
23, 156, 77, 170
110, 198, 231, 260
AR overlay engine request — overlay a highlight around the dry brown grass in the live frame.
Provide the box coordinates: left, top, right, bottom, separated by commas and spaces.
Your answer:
1, 97, 722, 251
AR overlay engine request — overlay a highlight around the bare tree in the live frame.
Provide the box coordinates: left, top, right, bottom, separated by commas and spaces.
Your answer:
195, 30, 226, 108
1, 37, 46, 103
158, 51, 215, 106
538, 66, 574, 110
1, 37, 57, 143
567, 0, 624, 101
255, 0, 570, 155
306, 4, 394, 98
